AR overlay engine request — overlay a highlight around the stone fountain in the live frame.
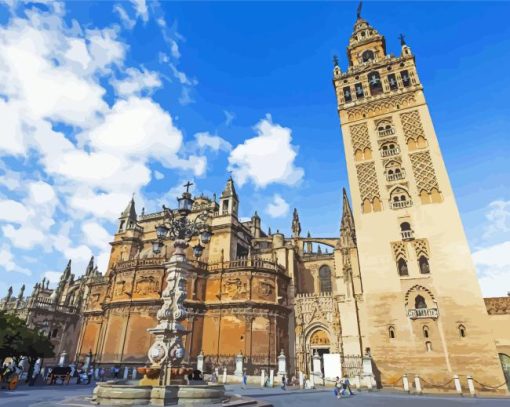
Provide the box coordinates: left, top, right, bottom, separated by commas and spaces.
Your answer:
93, 187, 225, 406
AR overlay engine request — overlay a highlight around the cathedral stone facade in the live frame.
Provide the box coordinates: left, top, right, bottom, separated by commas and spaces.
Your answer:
2, 8, 510, 392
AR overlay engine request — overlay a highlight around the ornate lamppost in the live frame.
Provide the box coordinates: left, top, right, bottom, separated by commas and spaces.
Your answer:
146, 182, 212, 385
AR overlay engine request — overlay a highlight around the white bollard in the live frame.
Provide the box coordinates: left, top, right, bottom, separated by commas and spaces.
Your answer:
403, 374, 410, 393
260, 369, 266, 387
467, 376, 476, 397
299, 371, 304, 389
310, 372, 315, 387
197, 352, 204, 373
453, 374, 462, 395
131, 367, 137, 380
269, 369, 274, 387
414, 375, 422, 394
123, 367, 129, 379
222, 367, 227, 384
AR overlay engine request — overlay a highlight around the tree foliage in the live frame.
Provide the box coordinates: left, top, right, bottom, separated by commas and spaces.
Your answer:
0, 311, 54, 366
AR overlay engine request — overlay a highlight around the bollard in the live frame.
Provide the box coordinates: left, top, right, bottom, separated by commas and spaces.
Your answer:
453, 374, 462, 395
414, 375, 422, 395
197, 351, 204, 373
123, 367, 129, 379
131, 367, 137, 380
222, 367, 227, 384
299, 371, 304, 389
403, 374, 410, 393
269, 369, 274, 387
366, 374, 373, 390
310, 372, 315, 387
355, 374, 361, 391
467, 376, 476, 397
260, 369, 266, 387
277, 350, 287, 376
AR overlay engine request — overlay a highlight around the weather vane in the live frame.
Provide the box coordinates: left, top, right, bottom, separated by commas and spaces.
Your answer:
399, 33, 406, 46
357, 1, 363, 19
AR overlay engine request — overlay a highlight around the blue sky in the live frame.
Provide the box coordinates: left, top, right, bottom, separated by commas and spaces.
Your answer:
0, 1, 509, 297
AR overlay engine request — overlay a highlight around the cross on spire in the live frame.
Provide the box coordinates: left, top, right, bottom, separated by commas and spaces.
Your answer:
183, 181, 193, 193
357, 1, 363, 19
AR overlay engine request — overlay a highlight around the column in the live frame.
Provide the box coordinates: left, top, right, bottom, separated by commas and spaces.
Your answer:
269, 369, 274, 387
403, 374, 409, 393
453, 375, 462, 395
277, 350, 286, 375
362, 354, 374, 389
260, 369, 266, 387
414, 375, 422, 395
467, 376, 476, 397
197, 351, 204, 373
222, 367, 227, 384
235, 353, 244, 377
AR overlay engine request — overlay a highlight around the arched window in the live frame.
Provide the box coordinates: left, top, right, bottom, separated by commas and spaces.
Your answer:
362, 50, 375, 62
415, 295, 427, 309
400, 222, 411, 232
419, 256, 430, 274
368, 71, 383, 95
397, 258, 408, 276
388, 326, 395, 339
423, 325, 429, 338
319, 265, 332, 293
458, 325, 466, 338
425, 341, 432, 352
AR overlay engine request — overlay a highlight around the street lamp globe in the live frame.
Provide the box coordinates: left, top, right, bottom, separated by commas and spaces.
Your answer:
192, 244, 204, 258
177, 192, 194, 216
200, 229, 212, 244
155, 224, 168, 240
152, 240, 162, 254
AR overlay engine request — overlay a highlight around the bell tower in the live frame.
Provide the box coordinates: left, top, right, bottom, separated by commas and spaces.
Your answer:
333, 5, 506, 388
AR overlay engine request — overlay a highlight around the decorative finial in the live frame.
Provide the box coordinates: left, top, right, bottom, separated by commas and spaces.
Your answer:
183, 181, 193, 193
399, 33, 406, 46
357, 1, 363, 19
333, 55, 339, 67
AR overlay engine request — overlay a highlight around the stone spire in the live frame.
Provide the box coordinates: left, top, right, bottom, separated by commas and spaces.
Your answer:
17, 284, 25, 299
85, 256, 95, 276
62, 259, 72, 281
121, 195, 137, 221
340, 188, 357, 247
292, 208, 301, 238
6, 286, 12, 302
221, 176, 238, 200
219, 176, 239, 217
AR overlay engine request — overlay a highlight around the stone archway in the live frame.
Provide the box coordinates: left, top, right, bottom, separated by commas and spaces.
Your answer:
306, 327, 331, 375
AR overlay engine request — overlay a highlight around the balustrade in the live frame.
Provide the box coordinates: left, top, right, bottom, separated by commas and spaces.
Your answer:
391, 200, 412, 210
381, 147, 400, 157
407, 308, 439, 319
387, 170, 405, 181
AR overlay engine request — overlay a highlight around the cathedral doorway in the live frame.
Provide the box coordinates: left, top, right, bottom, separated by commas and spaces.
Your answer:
308, 329, 331, 375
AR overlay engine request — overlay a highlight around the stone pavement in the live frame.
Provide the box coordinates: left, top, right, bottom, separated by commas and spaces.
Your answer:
1, 382, 509, 407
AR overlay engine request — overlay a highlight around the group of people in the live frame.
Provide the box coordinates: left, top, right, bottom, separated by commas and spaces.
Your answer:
333, 376, 354, 398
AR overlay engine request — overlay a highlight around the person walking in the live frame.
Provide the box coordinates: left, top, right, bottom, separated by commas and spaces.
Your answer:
280, 374, 286, 391
242, 371, 247, 389
342, 375, 353, 396
86, 367, 93, 385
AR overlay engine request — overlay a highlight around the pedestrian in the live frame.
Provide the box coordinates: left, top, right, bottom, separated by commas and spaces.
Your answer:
113, 366, 119, 378
342, 375, 353, 396
242, 371, 247, 389
334, 376, 343, 399
281, 374, 286, 390
86, 367, 93, 385
99, 367, 105, 381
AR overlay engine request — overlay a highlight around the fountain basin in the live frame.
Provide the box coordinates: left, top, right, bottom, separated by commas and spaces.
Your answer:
92, 382, 226, 406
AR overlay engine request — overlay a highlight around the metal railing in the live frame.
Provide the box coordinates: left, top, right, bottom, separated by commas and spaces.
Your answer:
381, 147, 400, 157
391, 200, 412, 210
378, 128, 395, 137
407, 308, 439, 319
387, 170, 405, 181
401, 230, 414, 240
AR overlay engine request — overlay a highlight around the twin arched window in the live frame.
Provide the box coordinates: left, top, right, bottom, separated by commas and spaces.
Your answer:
368, 71, 383, 95
319, 265, 332, 293
362, 50, 375, 62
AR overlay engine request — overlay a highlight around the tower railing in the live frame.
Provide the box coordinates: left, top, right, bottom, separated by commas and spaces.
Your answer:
378, 128, 395, 137
387, 170, 405, 181
390, 200, 412, 210
381, 147, 400, 157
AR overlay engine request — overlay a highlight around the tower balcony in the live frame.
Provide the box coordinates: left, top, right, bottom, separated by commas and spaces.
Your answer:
400, 230, 414, 241
386, 170, 405, 182
407, 307, 439, 319
378, 128, 395, 137
390, 199, 412, 210
381, 147, 400, 157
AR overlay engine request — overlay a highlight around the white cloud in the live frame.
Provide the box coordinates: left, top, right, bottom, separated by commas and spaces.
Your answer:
82, 221, 111, 249
130, 0, 149, 23
2, 224, 46, 249
265, 194, 290, 218
43, 271, 62, 284
111, 67, 161, 97
28, 181, 56, 204
0, 245, 31, 275
228, 115, 304, 188
0, 199, 30, 223
153, 170, 164, 180
224, 110, 235, 126
195, 132, 232, 152
473, 241, 510, 297
113, 5, 136, 30
483, 200, 510, 239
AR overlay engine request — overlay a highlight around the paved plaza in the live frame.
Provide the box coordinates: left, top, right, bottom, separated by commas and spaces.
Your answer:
1, 383, 509, 407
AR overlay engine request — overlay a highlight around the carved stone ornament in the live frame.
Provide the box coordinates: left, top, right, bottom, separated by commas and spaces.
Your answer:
148, 341, 168, 365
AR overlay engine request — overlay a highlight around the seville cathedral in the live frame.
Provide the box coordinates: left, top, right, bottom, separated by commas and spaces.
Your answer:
2, 7, 510, 392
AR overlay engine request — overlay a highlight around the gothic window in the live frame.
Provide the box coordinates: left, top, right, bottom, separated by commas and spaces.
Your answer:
355, 83, 364, 99
388, 73, 398, 90
388, 326, 396, 339
368, 71, 383, 96
458, 325, 466, 338
319, 265, 332, 293
415, 295, 427, 309
401, 70, 411, 87
419, 256, 430, 274
362, 50, 375, 62
423, 325, 429, 338
343, 86, 352, 103
398, 258, 408, 277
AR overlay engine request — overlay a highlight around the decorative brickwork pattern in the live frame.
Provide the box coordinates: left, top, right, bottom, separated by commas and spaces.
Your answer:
350, 123, 371, 154
345, 93, 416, 121
391, 241, 407, 261
409, 151, 439, 193
400, 110, 425, 142
412, 239, 429, 258
356, 162, 380, 201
